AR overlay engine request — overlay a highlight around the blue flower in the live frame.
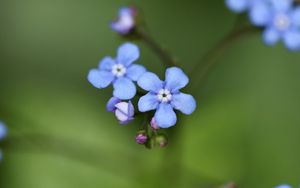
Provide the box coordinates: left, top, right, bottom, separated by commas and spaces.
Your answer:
0, 121, 7, 161
137, 67, 196, 128
275, 185, 292, 188
249, 0, 300, 50
0, 121, 7, 140
88, 43, 146, 100
226, 0, 261, 13
106, 97, 135, 124
111, 6, 137, 35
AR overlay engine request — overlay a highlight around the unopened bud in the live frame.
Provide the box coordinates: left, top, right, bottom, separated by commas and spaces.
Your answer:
115, 101, 134, 124
135, 131, 148, 145
150, 117, 159, 130
155, 134, 168, 148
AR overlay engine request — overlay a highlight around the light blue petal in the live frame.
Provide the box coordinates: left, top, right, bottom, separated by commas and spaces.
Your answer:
137, 72, 163, 92
113, 77, 136, 100
106, 97, 121, 112
117, 43, 140, 66
155, 103, 177, 128
249, 2, 272, 26
0, 122, 7, 140
165, 67, 189, 92
99, 57, 115, 71
126, 64, 146, 81
263, 28, 281, 46
270, 0, 292, 11
138, 92, 159, 112
171, 93, 196, 115
87, 69, 114, 89
292, 7, 300, 28
226, 0, 248, 13
283, 30, 300, 51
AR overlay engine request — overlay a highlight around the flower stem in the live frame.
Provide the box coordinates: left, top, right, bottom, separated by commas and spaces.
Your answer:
189, 26, 260, 94
135, 28, 177, 67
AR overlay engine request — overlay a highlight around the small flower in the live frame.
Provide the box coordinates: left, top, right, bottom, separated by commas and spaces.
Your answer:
275, 185, 292, 188
111, 6, 137, 35
137, 67, 196, 128
135, 132, 148, 145
88, 43, 146, 100
114, 101, 134, 124
249, 0, 300, 50
150, 117, 159, 130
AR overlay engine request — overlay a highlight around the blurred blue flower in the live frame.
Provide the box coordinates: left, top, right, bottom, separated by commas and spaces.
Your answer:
0, 121, 7, 140
226, 0, 261, 12
0, 121, 7, 161
275, 185, 292, 188
111, 6, 137, 35
250, 0, 300, 50
137, 67, 196, 128
88, 43, 146, 100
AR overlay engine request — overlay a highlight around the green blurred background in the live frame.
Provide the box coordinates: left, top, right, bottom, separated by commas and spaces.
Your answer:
1, 0, 300, 187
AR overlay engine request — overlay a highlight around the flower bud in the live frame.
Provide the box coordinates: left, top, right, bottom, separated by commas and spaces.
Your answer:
135, 132, 148, 145
150, 117, 159, 130
111, 6, 137, 35
154, 134, 168, 148
114, 101, 134, 124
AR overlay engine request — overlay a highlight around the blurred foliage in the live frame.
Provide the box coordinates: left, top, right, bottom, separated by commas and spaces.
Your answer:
0, 0, 300, 188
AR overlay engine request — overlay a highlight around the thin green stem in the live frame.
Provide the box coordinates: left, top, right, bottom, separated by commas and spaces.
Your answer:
134, 28, 177, 67
189, 26, 260, 94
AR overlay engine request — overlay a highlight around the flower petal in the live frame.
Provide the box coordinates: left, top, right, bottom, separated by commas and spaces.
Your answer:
99, 56, 115, 71
226, 0, 248, 13
87, 69, 114, 89
138, 92, 159, 112
283, 30, 300, 51
270, 0, 292, 12
137, 72, 163, 92
171, 93, 196, 115
263, 27, 281, 46
292, 7, 300, 28
165, 67, 189, 92
249, 2, 272, 26
126, 64, 146, 81
155, 103, 177, 128
106, 97, 121, 112
249, 2, 273, 26
113, 77, 136, 100
117, 43, 140, 66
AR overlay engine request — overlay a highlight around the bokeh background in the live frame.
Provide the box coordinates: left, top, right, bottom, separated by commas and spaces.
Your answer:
1, 0, 300, 188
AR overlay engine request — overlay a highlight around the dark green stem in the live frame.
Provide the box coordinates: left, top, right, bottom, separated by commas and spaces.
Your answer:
135, 28, 177, 67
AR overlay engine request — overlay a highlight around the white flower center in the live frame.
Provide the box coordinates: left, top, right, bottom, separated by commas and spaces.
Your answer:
112, 64, 126, 77
274, 14, 290, 31
157, 89, 172, 103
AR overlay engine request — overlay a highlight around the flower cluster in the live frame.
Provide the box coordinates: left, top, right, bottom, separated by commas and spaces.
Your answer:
226, 0, 300, 51
0, 121, 7, 161
87, 42, 196, 147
